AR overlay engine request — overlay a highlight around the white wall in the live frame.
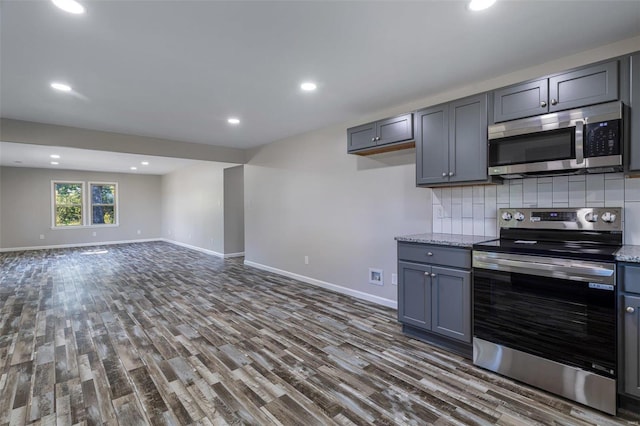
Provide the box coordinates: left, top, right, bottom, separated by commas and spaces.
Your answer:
431, 174, 640, 244
161, 162, 227, 254
245, 126, 431, 306
0, 166, 162, 249
244, 36, 640, 306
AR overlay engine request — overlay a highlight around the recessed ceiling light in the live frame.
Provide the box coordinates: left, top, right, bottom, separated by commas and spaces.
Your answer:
50, 154, 60, 159
300, 82, 317, 91
50, 161, 59, 165
130, 166, 137, 170
468, 0, 496, 11
51, 82, 72, 92
141, 161, 149, 166
52, 0, 85, 14
227, 118, 240, 125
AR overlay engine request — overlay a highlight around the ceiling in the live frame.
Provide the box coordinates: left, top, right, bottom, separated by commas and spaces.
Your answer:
1, 1, 640, 152
0, 141, 227, 175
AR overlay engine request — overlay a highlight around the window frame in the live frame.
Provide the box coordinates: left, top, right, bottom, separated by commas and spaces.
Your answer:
51, 180, 86, 229
88, 181, 119, 227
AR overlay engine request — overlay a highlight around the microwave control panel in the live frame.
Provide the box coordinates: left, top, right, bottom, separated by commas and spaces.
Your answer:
584, 120, 620, 157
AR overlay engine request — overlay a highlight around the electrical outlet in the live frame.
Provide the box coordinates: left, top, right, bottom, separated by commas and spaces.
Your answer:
92, 231, 97, 237
304, 256, 309, 265
39, 234, 45, 240
391, 273, 397, 285
137, 230, 141, 235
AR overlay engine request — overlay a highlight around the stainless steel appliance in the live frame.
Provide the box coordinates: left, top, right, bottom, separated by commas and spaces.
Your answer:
488, 101, 623, 179
472, 207, 622, 415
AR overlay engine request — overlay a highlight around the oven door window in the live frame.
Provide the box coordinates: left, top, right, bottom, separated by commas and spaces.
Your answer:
489, 128, 575, 166
473, 268, 615, 378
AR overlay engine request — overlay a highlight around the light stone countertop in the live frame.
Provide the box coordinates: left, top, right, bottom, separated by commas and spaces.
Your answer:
616, 245, 640, 263
395, 233, 495, 248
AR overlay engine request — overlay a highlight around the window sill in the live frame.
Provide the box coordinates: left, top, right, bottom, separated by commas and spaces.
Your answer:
51, 224, 120, 230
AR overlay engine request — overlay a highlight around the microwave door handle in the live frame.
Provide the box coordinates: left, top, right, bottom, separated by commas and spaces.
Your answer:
575, 120, 584, 164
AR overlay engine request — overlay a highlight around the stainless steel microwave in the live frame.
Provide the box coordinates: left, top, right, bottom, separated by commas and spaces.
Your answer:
488, 101, 623, 179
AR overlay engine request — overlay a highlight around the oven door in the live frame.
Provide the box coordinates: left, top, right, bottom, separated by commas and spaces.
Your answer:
473, 251, 616, 378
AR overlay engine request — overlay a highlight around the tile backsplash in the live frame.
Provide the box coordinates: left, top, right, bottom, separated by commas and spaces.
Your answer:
432, 173, 640, 245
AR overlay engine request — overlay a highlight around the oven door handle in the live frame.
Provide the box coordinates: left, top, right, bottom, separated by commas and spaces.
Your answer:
473, 255, 615, 285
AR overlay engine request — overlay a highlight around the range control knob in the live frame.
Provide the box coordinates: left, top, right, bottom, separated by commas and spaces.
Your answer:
514, 212, 525, 222
601, 212, 617, 223
501, 211, 513, 221
584, 212, 598, 223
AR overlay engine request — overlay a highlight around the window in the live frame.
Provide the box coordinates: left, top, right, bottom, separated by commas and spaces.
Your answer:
90, 182, 118, 225
52, 181, 85, 227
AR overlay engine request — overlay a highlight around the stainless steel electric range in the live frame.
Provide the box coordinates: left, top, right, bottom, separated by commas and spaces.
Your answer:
472, 207, 622, 415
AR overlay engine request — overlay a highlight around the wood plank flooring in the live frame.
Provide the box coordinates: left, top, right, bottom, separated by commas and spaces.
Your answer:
0, 241, 639, 425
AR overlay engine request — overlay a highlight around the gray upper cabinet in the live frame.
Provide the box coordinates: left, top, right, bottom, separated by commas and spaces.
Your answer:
630, 51, 640, 171
347, 113, 413, 154
493, 79, 548, 123
347, 122, 376, 152
416, 93, 488, 186
548, 61, 618, 112
493, 60, 619, 123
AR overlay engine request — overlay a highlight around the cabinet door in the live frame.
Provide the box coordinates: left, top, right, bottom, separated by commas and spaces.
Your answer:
549, 61, 618, 112
493, 79, 548, 122
449, 94, 488, 183
624, 294, 640, 397
415, 104, 449, 185
397, 261, 431, 330
630, 52, 640, 171
376, 113, 413, 146
431, 266, 471, 343
347, 122, 376, 153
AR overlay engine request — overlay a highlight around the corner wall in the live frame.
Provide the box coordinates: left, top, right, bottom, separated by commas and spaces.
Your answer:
224, 166, 245, 255
161, 163, 226, 255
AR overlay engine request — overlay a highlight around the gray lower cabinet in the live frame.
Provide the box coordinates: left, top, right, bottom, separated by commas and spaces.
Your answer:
618, 263, 640, 402
623, 294, 640, 398
415, 93, 488, 186
347, 113, 413, 154
397, 242, 472, 356
493, 60, 619, 123
630, 51, 640, 171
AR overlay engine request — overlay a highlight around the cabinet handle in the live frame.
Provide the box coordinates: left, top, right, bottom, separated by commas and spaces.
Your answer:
376, 136, 380, 141
627, 306, 636, 314
427, 252, 433, 256
540, 101, 547, 108
424, 272, 430, 276
551, 98, 558, 106
431, 273, 437, 278
371, 137, 376, 142
449, 172, 454, 177
442, 172, 447, 177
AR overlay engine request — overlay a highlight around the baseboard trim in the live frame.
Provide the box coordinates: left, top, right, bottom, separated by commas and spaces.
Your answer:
162, 239, 225, 258
224, 252, 245, 259
0, 238, 163, 253
243, 260, 397, 309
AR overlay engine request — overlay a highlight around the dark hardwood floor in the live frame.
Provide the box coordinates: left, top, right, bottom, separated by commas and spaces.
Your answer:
0, 241, 638, 425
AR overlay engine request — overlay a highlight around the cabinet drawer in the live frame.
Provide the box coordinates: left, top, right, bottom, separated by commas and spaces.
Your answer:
621, 264, 640, 294
398, 243, 470, 269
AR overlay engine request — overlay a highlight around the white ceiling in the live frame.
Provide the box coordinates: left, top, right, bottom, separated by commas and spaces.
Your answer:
0, 141, 226, 175
1, 0, 640, 152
